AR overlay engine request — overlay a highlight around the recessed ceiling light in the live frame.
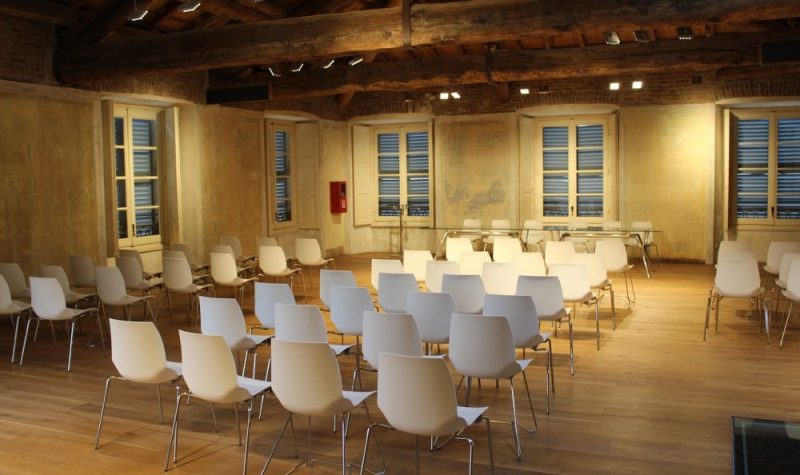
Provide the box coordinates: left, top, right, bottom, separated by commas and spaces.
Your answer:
127, 0, 149, 21
321, 59, 335, 69
632, 80, 643, 89
439, 92, 449, 100
348, 56, 364, 66
677, 26, 694, 40
604, 31, 620, 45
450, 92, 461, 99
520, 88, 530, 95
178, 0, 202, 13
268, 67, 281, 78
609, 82, 620, 91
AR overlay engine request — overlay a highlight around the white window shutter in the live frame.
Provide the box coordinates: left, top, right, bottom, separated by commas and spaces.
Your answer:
352, 124, 373, 226
519, 116, 535, 221
296, 122, 320, 229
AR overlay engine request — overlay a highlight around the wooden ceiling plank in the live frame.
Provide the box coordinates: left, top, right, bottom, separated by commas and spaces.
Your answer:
200, 0, 271, 22
62, 0, 161, 48
0, 0, 84, 26
58, 0, 800, 81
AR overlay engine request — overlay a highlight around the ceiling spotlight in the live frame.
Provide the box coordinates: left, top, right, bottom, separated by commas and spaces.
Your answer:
439, 92, 449, 100
603, 31, 620, 45
290, 63, 304, 73
677, 26, 694, 40
127, 0, 149, 21
633, 30, 650, 43
267, 67, 281, 78
348, 56, 364, 66
450, 91, 461, 99
179, 0, 202, 13
609, 82, 620, 91
520, 88, 530, 95
538, 85, 549, 95
321, 59, 335, 69
632, 80, 643, 89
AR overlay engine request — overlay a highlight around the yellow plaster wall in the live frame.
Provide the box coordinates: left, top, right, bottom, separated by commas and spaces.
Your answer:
319, 119, 348, 255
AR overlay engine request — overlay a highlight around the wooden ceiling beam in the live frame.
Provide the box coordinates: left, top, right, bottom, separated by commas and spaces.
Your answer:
62, 0, 161, 48
265, 33, 769, 99
200, 0, 273, 22
0, 0, 84, 26
57, 0, 800, 82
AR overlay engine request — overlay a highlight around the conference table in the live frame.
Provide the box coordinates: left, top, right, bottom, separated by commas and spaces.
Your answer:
433, 226, 659, 278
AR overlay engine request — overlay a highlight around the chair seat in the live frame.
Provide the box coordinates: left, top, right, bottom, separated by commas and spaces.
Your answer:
522, 332, 551, 349
265, 267, 301, 278
330, 343, 353, 356
456, 405, 489, 430
564, 291, 596, 303
105, 294, 150, 306
65, 290, 96, 305
172, 283, 213, 294
714, 286, 762, 299
128, 279, 162, 292
342, 389, 376, 409
301, 258, 333, 267
43, 306, 95, 321
218, 277, 256, 287
231, 334, 272, 352
235, 375, 272, 398
137, 361, 182, 385
0, 300, 31, 316
608, 264, 634, 274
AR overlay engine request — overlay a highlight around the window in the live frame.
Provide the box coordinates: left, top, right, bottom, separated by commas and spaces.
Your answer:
113, 105, 162, 247
268, 122, 296, 230
374, 125, 432, 223
533, 116, 614, 223
731, 110, 800, 227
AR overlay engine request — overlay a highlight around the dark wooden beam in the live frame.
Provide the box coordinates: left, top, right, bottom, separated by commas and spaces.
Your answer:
495, 82, 510, 103
335, 52, 377, 111
0, 0, 84, 26
58, 0, 800, 82
62, 0, 160, 48
715, 62, 800, 79
265, 33, 770, 99
200, 0, 273, 22
207, 85, 268, 104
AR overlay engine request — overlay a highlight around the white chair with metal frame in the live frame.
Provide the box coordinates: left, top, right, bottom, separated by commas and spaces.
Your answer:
522, 219, 547, 253
252, 282, 296, 335
0, 274, 31, 363
775, 253, 800, 313
704, 256, 769, 343
406, 291, 455, 355
630, 221, 658, 266
716, 240, 752, 265
512, 252, 547, 277
424, 260, 460, 293
548, 262, 605, 350
330, 285, 375, 388
258, 245, 306, 297
116, 256, 162, 298
765, 241, 800, 285
371, 259, 405, 293
171, 242, 209, 275
377, 272, 418, 313
211, 244, 254, 277
458, 251, 492, 276
778, 260, 800, 348
119, 248, 161, 280
573, 253, 616, 325
594, 240, 636, 305
446, 237, 474, 263
274, 302, 353, 359
320, 269, 356, 309
492, 236, 523, 263
40, 264, 97, 307
295, 237, 335, 287
403, 250, 433, 284
220, 235, 257, 267
544, 241, 575, 268
199, 296, 271, 377
96, 266, 156, 322
0, 262, 31, 299
362, 311, 424, 371
161, 256, 214, 323
210, 252, 256, 305
69, 254, 97, 289
516, 275, 575, 374
441, 274, 485, 315
481, 262, 518, 296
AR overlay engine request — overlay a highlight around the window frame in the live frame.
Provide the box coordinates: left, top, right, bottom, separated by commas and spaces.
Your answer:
371, 123, 433, 226
267, 120, 297, 232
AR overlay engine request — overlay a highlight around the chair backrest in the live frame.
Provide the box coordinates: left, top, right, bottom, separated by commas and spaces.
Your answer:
545, 241, 575, 267
445, 237, 474, 262
110, 319, 168, 382
715, 258, 760, 297
779, 253, 800, 285
254, 282, 295, 329
458, 251, 492, 276
362, 311, 423, 370
481, 262, 518, 296
319, 269, 356, 308
787, 260, 800, 296
424, 260, 461, 293
162, 256, 193, 290
449, 313, 516, 379
199, 296, 248, 348
572, 253, 609, 288
512, 252, 547, 276
330, 285, 372, 335
405, 291, 455, 344
602, 221, 622, 230
441, 274, 485, 314
96, 266, 129, 303
547, 263, 592, 301
403, 250, 433, 282
484, 294, 541, 348
210, 244, 237, 259
162, 249, 186, 261
515, 275, 566, 319
295, 238, 324, 264
462, 218, 482, 229
371, 259, 405, 291
593, 240, 629, 273
274, 303, 327, 342
40, 265, 71, 295
492, 237, 522, 263
271, 340, 346, 417
766, 241, 800, 274
118, 249, 145, 272
717, 241, 752, 263
171, 243, 199, 269
116, 256, 145, 288
378, 352, 460, 436
0, 274, 12, 308
178, 330, 240, 402
259, 245, 290, 275
220, 236, 244, 260
69, 255, 96, 287
29, 276, 67, 319
491, 219, 511, 229
258, 236, 279, 248
377, 272, 418, 313
210, 252, 239, 284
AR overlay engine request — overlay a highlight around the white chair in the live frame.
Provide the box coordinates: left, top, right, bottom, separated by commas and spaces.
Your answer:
594, 240, 636, 304
717, 240, 753, 264
116, 256, 161, 297
361, 311, 424, 370
565, 220, 590, 252
358, 352, 495, 475
0, 262, 31, 299
161, 256, 214, 323
171, 242, 209, 274
0, 274, 31, 363
775, 253, 800, 312
630, 221, 658, 266
199, 296, 271, 377
446, 237, 474, 262
258, 245, 306, 297
319, 269, 356, 309
765, 241, 800, 280
96, 266, 155, 322
20, 277, 105, 371
778, 260, 800, 348
406, 291, 455, 354
330, 285, 375, 387
165, 331, 271, 475
220, 235, 257, 266
704, 256, 768, 343
548, 263, 604, 350
424, 260, 460, 293
371, 259, 405, 293
119, 248, 160, 280
274, 303, 353, 359
449, 313, 536, 460
258, 236, 279, 248
441, 274, 485, 315
458, 251, 492, 276
522, 219, 547, 253
261, 340, 378, 475
516, 275, 575, 374
481, 262, 518, 296
253, 282, 296, 335
69, 254, 97, 288
377, 272, 418, 313
295, 237, 335, 287
492, 237, 523, 263
40, 265, 97, 307
573, 253, 616, 324
512, 252, 547, 277
403, 250, 433, 284
211, 244, 254, 277
164, 249, 209, 284
95, 319, 182, 448
484, 293, 554, 413
545, 241, 575, 267
210, 252, 256, 305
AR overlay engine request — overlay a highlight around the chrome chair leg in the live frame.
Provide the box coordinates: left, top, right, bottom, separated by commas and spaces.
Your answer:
259, 413, 294, 475
780, 302, 793, 348
95, 376, 115, 448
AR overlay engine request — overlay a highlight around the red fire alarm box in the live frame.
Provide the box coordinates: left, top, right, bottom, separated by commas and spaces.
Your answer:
330, 181, 347, 213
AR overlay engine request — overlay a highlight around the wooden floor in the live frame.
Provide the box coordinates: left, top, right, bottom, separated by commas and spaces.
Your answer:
2, 254, 799, 475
